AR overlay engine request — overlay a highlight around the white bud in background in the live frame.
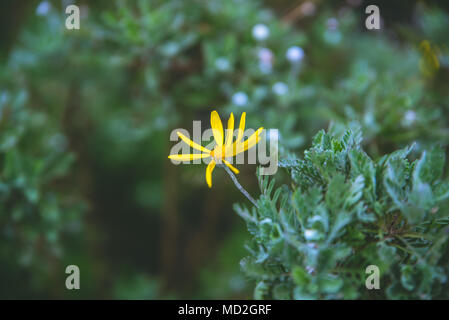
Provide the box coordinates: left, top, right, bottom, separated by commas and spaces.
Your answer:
286, 46, 304, 63
300, 2, 316, 16
252, 24, 270, 41
36, 1, 51, 16
327, 17, 339, 31
272, 82, 288, 96
306, 266, 316, 274
258, 48, 273, 64
402, 110, 417, 126
215, 57, 231, 71
258, 47, 274, 73
304, 229, 318, 240
307, 242, 317, 249
232, 92, 249, 106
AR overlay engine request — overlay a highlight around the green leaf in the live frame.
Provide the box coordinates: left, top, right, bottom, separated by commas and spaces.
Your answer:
400, 265, 415, 291
273, 283, 292, 299
345, 175, 365, 208
349, 149, 376, 203
413, 146, 445, 185
292, 266, 310, 286
320, 275, 344, 294
325, 174, 348, 210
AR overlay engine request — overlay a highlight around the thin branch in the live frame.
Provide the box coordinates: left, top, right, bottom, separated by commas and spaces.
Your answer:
219, 164, 259, 209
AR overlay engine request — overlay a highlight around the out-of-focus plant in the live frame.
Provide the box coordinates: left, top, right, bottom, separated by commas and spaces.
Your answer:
0, 84, 84, 297
226, 5, 449, 158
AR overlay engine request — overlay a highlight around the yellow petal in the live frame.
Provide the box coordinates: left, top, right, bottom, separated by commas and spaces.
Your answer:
224, 112, 247, 156
206, 160, 216, 188
237, 112, 246, 143
168, 153, 211, 161
177, 132, 211, 154
225, 113, 234, 147
211, 110, 224, 147
223, 159, 239, 174
234, 127, 264, 155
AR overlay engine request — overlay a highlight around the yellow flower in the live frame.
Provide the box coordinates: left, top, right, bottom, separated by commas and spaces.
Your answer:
168, 110, 264, 188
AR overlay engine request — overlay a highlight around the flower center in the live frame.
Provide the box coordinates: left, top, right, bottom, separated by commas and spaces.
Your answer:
211, 145, 226, 161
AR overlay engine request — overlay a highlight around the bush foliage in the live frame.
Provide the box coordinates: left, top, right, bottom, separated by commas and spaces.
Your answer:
236, 129, 449, 299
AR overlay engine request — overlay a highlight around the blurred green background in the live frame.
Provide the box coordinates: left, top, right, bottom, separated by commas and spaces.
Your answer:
1, 0, 448, 299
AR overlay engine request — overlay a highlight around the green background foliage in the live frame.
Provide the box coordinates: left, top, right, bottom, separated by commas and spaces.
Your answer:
0, 0, 448, 299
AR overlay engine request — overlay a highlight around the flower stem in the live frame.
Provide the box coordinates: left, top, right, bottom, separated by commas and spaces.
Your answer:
219, 164, 259, 208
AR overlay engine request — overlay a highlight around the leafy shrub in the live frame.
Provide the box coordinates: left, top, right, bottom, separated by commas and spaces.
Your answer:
236, 128, 449, 299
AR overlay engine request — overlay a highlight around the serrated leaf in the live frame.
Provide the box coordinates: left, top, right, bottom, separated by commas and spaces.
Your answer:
345, 175, 365, 208
325, 174, 348, 210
